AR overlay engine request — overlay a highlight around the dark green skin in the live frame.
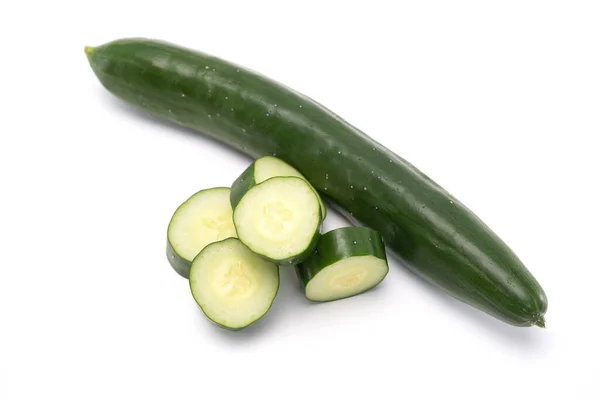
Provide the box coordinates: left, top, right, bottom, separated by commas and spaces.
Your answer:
166, 240, 192, 279
232, 176, 322, 266
230, 161, 256, 210
296, 227, 389, 301
86, 38, 548, 327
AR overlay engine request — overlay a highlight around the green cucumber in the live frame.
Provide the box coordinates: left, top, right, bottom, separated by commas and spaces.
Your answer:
85, 38, 548, 327
233, 176, 321, 265
189, 237, 279, 330
167, 187, 236, 278
230, 155, 327, 219
296, 227, 389, 302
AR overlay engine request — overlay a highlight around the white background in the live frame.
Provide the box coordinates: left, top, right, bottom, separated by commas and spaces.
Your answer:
1, 1, 599, 399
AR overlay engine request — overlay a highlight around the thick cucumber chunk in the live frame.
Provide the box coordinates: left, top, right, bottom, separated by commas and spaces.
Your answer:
167, 188, 237, 278
230, 156, 327, 220
233, 176, 321, 264
296, 227, 389, 302
189, 238, 279, 330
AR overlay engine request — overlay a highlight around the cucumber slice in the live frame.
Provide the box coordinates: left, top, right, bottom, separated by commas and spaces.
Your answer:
167, 187, 237, 278
231, 156, 327, 220
296, 227, 389, 302
189, 238, 279, 330
233, 176, 321, 265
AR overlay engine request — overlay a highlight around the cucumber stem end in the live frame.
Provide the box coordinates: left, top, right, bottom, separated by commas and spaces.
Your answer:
534, 316, 546, 328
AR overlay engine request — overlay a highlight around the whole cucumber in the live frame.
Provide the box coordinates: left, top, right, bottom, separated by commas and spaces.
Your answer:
85, 38, 547, 327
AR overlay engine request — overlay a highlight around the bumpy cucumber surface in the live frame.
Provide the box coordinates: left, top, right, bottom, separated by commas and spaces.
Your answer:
189, 238, 279, 330
296, 227, 389, 302
86, 38, 548, 327
230, 156, 327, 219
167, 187, 236, 278
233, 176, 321, 265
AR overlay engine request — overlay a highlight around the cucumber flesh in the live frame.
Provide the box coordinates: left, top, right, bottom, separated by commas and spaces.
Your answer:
254, 156, 300, 181
253, 156, 326, 219
233, 176, 321, 264
189, 238, 279, 330
305, 256, 388, 302
167, 187, 236, 278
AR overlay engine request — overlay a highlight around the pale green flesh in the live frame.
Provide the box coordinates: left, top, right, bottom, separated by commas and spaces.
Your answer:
168, 188, 237, 262
253, 156, 327, 219
234, 177, 321, 261
305, 256, 388, 302
189, 239, 279, 329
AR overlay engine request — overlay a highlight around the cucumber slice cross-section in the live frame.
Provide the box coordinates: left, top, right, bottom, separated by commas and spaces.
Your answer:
167, 187, 237, 278
296, 227, 389, 302
230, 156, 327, 220
189, 238, 280, 330
233, 176, 322, 265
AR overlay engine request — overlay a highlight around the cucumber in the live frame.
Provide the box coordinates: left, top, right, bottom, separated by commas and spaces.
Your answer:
85, 38, 548, 327
230, 155, 327, 219
296, 227, 389, 302
233, 176, 321, 265
189, 237, 279, 330
167, 187, 236, 278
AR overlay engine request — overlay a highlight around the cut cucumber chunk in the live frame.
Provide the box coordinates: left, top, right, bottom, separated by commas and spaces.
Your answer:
296, 227, 389, 302
189, 238, 279, 330
167, 187, 237, 278
231, 156, 327, 220
233, 176, 321, 265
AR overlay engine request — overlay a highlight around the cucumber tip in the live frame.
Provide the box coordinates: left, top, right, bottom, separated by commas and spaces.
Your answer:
84, 46, 94, 57
534, 316, 546, 328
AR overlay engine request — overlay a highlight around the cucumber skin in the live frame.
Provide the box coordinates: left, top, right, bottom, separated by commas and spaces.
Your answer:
189, 238, 280, 331
232, 176, 322, 266
296, 227, 389, 293
86, 38, 548, 327
230, 162, 256, 211
166, 240, 191, 279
